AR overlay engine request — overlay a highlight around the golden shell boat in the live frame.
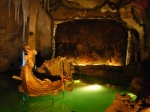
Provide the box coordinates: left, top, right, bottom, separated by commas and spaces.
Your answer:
12, 45, 74, 97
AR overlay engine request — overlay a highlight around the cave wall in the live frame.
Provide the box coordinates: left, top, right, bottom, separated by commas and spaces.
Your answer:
48, 0, 150, 65
0, 0, 24, 72
0, 0, 52, 72
55, 19, 128, 66
0, 0, 150, 72
36, 6, 52, 60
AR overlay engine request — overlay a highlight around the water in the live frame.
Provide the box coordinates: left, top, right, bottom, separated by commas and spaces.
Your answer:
0, 77, 134, 112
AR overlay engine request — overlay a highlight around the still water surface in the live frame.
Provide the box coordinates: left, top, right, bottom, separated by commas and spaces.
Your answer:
0, 77, 134, 112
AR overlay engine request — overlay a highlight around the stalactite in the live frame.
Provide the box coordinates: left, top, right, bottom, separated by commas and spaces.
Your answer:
12, 0, 21, 23
22, 0, 29, 41
23, 20, 26, 41
126, 31, 132, 65
8, 0, 11, 17
52, 37, 55, 58
13, 0, 18, 21
47, 0, 49, 12
11, 0, 26, 38
17, 0, 20, 23
44, 0, 47, 11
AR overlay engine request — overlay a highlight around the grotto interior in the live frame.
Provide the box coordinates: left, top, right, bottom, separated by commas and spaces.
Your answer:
0, 0, 150, 112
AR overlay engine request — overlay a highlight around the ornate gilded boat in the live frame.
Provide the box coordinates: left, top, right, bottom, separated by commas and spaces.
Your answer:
12, 45, 74, 97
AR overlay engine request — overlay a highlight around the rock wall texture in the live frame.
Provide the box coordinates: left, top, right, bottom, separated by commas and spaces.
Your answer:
0, 0, 51, 72
0, 0, 150, 72
0, 0, 23, 72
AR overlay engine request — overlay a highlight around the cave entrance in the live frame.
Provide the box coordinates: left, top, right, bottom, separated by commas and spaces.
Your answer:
54, 19, 128, 66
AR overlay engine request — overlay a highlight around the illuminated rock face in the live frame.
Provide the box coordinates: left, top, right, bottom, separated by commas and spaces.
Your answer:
55, 19, 128, 66
49, 0, 149, 66
74, 0, 105, 8
105, 93, 150, 112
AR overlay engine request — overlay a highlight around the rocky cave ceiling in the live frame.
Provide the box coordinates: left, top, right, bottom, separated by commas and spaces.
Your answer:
47, 0, 148, 10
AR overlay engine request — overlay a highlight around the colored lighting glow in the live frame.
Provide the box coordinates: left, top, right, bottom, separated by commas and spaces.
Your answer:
73, 63, 87, 66
82, 84, 102, 91
71, 57, 123, 66
74, 80, 81, 83
2, 78, 133, 112
22, 51, 25, 66
73, 80, 104, 92
127, 93, 137, 101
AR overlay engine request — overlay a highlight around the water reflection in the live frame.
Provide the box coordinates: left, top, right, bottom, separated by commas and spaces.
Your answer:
0, 77, 134, 112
